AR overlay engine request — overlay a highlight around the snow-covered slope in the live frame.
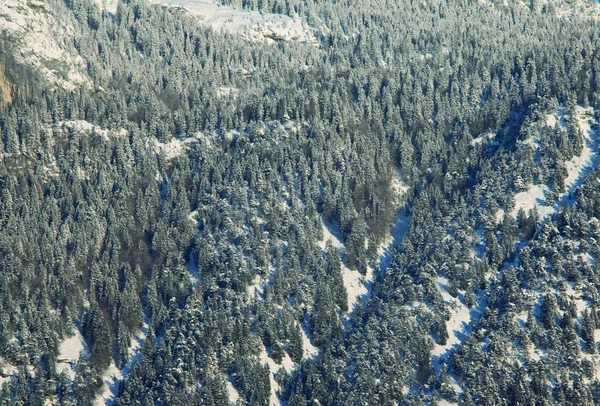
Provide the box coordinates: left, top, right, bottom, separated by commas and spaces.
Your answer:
532, 0, 600, 19
479, 0, 600, 20
511, 106, 600, 220
0, 0, 90, 96
148, 0, 317, 44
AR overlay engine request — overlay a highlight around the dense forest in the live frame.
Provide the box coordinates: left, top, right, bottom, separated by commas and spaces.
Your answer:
2, 0, 600, 404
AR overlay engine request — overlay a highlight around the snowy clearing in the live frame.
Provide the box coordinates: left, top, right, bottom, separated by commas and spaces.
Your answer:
300, 324, 318, 359
95, 320, 150, 406
318, 219, 368, 311
95, 0, 119, 14
318, 176, 410, 312
431, 277, 472, 358
258, 344, 295, 406
186, 251, 201, 286
318, 219, 344, 251
56, 328, 87, 379
341, 265, 370, 312
148, 0, 317, 44
246, 274, 264, 299
226, 376, 241, 404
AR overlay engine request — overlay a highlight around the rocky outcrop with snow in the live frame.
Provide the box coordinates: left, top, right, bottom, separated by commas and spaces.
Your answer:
148, 0, 318, 44
0, 0, 90, 100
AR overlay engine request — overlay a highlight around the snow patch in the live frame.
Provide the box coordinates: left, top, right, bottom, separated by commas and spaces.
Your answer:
226, 376, 241, 404
341, 265, 370, 312
0, 359, 17, 388
56, 329, 87, 379
155, 138, 185, 160
495, 209, 505, 224
511, 184, 552, 218
300, 325, 318, 359
432, 277, 473, 358
95, 320, 150, 406
318, 219, 370, 311
95, 0, 119, 14
149, 0, 318, 44
54, 121, 128, 140
318, 220, 344, 251
247, 274, 264, 299
470, 132, 496, 146
258, 344, 293, 406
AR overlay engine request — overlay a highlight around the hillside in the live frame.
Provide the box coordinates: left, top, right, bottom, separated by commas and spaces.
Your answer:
1, 0, 600, 405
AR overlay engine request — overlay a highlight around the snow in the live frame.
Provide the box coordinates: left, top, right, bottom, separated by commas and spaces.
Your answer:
317, 219, 368, 311
495, 208, 505, 224
95, 320, 150, 406
155, 138, 185, 159
317, 220, 344, 251
56, 329, 87, 379
95, 0, 119, 14
258, 344, 294, 406
511, 184, 553, 218
54, 121, 128, 140
0, 359, 17, 388
546, 112, 558, 129
341, 265, 370, 312
391, 176, 410, 197
378, 209, 411, 275
533, 0, 600, 20
431, 277, 473, 359
148, 0, 317, 44
564, 107, 598, 191
431, 276, 486, 372
564, 282, 588, 315
226, 376, 240, 404
216, 86, 239, 98
317, 177, 411, 312
186, 251, 201, 286
300, 324, 318, 359
511, 106, 600, 220
246, 274, 264, 299
470, 132, 496, 146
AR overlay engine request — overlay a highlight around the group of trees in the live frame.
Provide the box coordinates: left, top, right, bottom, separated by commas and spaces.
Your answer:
2, 0, 600, 404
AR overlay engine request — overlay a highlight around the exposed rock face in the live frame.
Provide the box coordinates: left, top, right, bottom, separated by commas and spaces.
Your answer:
0, 0, 90, 100
0, 64, 13, 106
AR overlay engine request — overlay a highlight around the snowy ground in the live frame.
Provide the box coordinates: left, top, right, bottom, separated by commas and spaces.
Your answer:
95, 0, 120, 14
258, 344, 295, 406
55, 121, 128, 140
377, 209, 411, 275
431, 277, 473, 359
56, 328, 88, 379
511, 106, 600, 220
0, 359, 17, 388
95, 319, 150, 406
226, 376, 241, 404
300, 323, 318, 359
318, 218, 370, 311
232, 177, 411, 405
148, 0, 317, 44
318, 176, 411, 312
